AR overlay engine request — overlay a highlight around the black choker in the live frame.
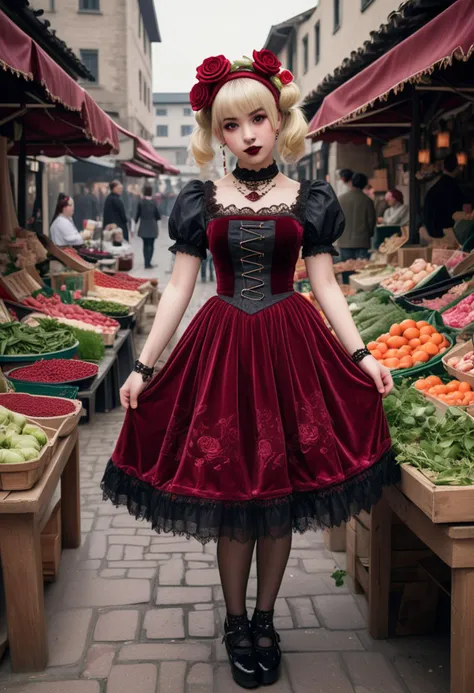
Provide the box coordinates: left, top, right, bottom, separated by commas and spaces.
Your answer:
233, 161, 279, 183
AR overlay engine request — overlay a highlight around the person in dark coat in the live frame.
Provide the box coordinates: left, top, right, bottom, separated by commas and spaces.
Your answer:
74, 185, 99, 231
135, 185, 161, 269
423, 153, 465, 238
103, 180, 129, 241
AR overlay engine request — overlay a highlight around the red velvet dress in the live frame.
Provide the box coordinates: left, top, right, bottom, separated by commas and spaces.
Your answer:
101, 179, 399, 543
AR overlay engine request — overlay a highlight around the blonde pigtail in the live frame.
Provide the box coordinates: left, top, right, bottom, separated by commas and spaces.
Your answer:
189, 109, 215, 168
277, 82, 307, 163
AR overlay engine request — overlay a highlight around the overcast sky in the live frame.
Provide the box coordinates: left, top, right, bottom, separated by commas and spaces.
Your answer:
151, 0, 315, 93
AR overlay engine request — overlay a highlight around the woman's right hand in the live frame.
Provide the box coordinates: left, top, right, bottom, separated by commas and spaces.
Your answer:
120, 371, 148, 409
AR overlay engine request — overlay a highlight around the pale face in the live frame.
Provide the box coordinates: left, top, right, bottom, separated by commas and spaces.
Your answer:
63, 199, 74, 217
114, 183, 124, 195
221, 108, 281, 169
385, 191, 397, 207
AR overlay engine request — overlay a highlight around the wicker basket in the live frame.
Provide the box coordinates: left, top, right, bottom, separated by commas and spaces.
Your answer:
0, 423, 58, 491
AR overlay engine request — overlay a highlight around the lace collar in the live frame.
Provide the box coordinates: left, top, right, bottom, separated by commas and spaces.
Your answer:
204, 180, 310, 223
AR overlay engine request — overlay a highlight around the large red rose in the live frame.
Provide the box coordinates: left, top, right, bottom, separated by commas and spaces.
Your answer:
279, 69, 294, 85
196, 55, 231, 84
252, 49, 281, 76
190, 82, 210, 111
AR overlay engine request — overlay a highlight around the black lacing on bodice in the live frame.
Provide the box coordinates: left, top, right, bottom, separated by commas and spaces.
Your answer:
203, 179, 312, 223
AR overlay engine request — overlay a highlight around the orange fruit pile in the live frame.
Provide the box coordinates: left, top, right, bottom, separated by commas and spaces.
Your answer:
415, 375, 474, 406
367, 320, 449, 370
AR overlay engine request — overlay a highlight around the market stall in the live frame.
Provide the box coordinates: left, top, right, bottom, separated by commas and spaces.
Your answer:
298, 239, 474, 693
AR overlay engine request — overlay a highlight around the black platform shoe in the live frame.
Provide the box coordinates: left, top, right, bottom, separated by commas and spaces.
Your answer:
223, 613, 259, 689
251, 609, 281, 686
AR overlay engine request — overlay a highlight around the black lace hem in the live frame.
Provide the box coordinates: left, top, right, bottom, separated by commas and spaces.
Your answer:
100, 449, 400, 544
301, 244, 339, 258
168, 242, 206, 260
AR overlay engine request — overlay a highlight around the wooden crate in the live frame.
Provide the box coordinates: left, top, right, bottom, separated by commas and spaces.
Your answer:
442, 340, 474, 389
323, 525, 346, 552
399, 463, 474, 524
49, 269, 95, 295
0, 268, 43, 302
0, 423, 58, 491
346, 510, 437, 635
397, 246, 432, 268
40, 499, 61, 582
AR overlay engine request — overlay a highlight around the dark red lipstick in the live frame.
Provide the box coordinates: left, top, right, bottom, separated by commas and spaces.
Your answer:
244, 146, 262, 156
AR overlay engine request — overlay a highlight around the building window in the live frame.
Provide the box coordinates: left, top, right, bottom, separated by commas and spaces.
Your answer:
302, 34, 309, 74
49, 0, 55, 10
80, 49, 99, 82
143, 29, 147, 55
361, 0, 375, 10
155, 108, 167, 116
156, 125, 168, 137
333, 0, 341, 32
288, 33, 296, 74
181, 125, 193, 137
139, 70, 142, 101
138, 10, 142, 37
79, 0, 100, 11
183, 107, 192, 117
315, 21, 320, 64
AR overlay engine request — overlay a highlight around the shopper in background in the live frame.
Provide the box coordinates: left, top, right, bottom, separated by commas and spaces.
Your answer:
337, 172, 376, 260
103, 180, 129, 241
423, 153, 465, 238
50, 195, 84, 247
364, 184, 388, 219
74, 184, 99, 231
378, 189, 409, 227
339, 169, 353, 188
200, 250, 215, 282
135, 185, 161, 269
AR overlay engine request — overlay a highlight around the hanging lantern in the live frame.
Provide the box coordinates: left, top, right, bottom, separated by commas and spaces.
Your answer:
418, 149, 431, 164
366, 137, 372, 146
436, 130, 450, 148
457, 152, 468, 166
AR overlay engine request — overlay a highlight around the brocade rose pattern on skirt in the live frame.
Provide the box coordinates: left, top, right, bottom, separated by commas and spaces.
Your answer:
164, 388, 336, 473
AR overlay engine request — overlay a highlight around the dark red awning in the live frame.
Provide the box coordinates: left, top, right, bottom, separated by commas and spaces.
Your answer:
117, 124, 179, 175
121, 161, 157, 178
307, 0, 474, 140
0, 9, 119, 156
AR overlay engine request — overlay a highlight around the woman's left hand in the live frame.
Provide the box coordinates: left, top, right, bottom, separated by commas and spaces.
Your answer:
359, 355, 393, 397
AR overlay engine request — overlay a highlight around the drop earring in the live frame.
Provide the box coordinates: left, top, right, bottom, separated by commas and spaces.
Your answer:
220, 143, 227, 175
275, 130, 279, 140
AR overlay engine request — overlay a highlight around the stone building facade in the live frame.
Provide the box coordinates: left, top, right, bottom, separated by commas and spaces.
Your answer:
38, 0, 160, 140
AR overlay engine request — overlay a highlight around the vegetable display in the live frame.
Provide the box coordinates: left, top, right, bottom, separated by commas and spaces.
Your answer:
414, 375, 474, 406
94, 270, 151, 290
89, 286, 143, 307
350, 290, 408, 344
0, 393, 76, 417
384, 382, 474, 485
0, 320, 76, 356
446, 350, 474, 376
367, 319, 449, 370
78, 299, 129, 317
442, 292, 474, 329
70, 327, 105, 362
413, 283, 467, 310
23, 294, 119, 332
381, 259, 439, 295
9, 359, 98, 383
0, 405, 48, 463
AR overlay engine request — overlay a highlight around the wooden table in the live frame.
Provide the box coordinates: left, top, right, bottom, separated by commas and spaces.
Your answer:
0, 429, 80, 672
370, 485, 474, 693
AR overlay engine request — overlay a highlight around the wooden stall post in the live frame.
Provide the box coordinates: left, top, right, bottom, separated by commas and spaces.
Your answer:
60, 433, 81, 548
408, 87, 421, 245
0, 513, 48, 671
369, 495, 392, 638
451, 568, 474, 693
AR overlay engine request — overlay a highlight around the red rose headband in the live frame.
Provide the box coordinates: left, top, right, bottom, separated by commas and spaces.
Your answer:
190, 49, 294, 112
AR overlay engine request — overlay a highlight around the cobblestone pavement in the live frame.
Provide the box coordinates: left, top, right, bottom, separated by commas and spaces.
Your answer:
0, 232, 450, 692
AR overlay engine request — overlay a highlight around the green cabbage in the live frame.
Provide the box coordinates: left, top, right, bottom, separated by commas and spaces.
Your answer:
0, 449, 26, 464
22, 425, 47, 447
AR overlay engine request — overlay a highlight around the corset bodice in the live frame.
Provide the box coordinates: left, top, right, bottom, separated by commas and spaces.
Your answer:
207, 215, 303, 314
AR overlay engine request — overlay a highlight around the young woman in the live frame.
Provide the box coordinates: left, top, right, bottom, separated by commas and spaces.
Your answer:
135, 185, 161, 269
49, 195, 84, 247
101, 49, 399, 689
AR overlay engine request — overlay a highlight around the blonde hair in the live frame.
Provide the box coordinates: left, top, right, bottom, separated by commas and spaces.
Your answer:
189, 78, 307, 169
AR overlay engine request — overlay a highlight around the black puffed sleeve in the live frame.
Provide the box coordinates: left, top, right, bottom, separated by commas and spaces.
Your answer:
168, 180, 208, 260
301, 180, 345, 258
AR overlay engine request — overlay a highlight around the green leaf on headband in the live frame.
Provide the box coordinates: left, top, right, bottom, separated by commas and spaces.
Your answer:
271, 75, 283, 90
232, 59, 253, 69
